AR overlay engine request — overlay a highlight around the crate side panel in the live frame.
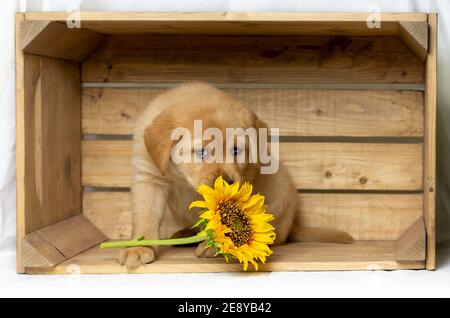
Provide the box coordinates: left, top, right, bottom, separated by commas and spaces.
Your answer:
424, 14, 438, 270
20, 54, 82, 232
39, 57, 82, 225
22, 54, 44, 234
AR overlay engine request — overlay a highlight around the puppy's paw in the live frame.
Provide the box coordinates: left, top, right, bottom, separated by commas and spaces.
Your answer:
195, 241, 216, 258
119, 246, 156, 270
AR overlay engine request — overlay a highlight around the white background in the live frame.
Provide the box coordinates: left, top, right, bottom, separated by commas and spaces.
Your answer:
1, 0, 449, 297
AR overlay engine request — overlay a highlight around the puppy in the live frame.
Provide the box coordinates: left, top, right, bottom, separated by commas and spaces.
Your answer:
120, 83, 352, 269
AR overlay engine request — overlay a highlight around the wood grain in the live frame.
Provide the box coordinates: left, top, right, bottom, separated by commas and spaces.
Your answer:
83, 192, 132, 240
284, 142, 423, 190
15, 13, 27, 272
16, 52, 83, 273
83, 191, 423, 241
398, 21, 428, 60
297, 193, 423, 241
82, 35, 424, 83
25, 242, 425, 274
65, 20, 401, 36
22, 232, 66, 267
36, 215, 106, 259
82, 88, 424, 137
82, 140, 423, 190
20, 55, 82, 233
395, 217, 426, 261
424, 13, 437, 270
22, 54, 44, 234
40, 57, 82, 226
22, 215, 107, 269
24, 12, 428, 23
20, 20, 50, 49
21, 21, 105, 62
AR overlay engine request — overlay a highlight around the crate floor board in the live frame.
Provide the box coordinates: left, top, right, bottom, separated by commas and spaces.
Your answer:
26, 242, 425, 274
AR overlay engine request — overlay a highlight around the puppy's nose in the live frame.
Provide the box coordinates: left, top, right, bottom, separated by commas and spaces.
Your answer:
224, 177, 234, 184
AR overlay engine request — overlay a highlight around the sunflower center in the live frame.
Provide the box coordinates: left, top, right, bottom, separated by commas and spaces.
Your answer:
218, 201, 252, 247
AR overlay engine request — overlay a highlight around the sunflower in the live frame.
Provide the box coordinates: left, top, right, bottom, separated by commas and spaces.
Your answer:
189, 176, 276, 270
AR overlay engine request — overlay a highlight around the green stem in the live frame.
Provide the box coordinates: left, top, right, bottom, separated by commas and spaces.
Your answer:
100, 234, 207, 249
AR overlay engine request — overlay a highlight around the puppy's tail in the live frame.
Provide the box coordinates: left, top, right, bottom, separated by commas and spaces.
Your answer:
289, 225, 353, 244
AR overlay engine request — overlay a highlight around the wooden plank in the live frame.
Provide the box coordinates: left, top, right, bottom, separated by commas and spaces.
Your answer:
398, 21, 428, 60
424, 14, 437, 270
82, 88, 424, 137
38, 57, 82, 226
395, 217, 426, 261
24, 12, 428, 23
82, 141, 131, 188
16, 50, 83, 272
284, 143, 423, 190
15, 13, 27, 273
82, 140, 423, 190
22, 232, 66, 267
36, 215, 107, 259
21, 21, 105, 62
65, 21, 401, 36
21, 54, 44, 235
21, 55, 83, 233
298, 193, 423, 241
83, 192, 132, 240
25, 242, 425, 274
82, 35, 423, 83
83, 191, 423, 241
20, 20, 50, 49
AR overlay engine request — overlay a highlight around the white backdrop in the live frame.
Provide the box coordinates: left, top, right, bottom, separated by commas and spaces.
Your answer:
0, 0, 449, 297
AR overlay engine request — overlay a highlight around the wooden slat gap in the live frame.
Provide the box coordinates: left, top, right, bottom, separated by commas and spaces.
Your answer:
82, 82, 426, 91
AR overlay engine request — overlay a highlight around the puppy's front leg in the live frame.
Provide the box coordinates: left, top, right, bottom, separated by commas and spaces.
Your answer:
119, 179, 167, 270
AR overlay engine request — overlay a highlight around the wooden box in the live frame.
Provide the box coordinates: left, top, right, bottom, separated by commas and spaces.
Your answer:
15, 12, 437, 274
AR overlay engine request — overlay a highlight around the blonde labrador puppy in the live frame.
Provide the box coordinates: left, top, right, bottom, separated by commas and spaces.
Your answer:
120, 83, 352, 269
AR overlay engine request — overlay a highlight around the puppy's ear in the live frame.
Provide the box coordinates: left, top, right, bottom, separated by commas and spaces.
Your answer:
143, 113, 176, 173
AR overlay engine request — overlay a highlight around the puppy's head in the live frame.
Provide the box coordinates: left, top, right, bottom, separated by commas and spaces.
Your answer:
143, 83, 269, 188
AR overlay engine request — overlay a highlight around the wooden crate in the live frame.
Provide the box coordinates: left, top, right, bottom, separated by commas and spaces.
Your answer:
15, 12, 437, 274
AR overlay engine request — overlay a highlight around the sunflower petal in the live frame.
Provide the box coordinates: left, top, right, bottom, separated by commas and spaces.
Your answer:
241, 195, 265, 210
252, 233, 276, 244
228, 182, 240, 197
197, 184, 215, 197
214, 176, 225, 194
199, 210, 214, 220
237, 183, 253, 202
250, 213, 275, 224
250, 259, 259, 271
251, 222, 275, 233
189, 200, 208, 210
242, 259, 249, 271
203, 194, 217, 210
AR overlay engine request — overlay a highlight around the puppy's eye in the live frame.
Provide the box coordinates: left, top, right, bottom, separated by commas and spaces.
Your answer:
194, 148, 209, 159
231, 146, 243, 156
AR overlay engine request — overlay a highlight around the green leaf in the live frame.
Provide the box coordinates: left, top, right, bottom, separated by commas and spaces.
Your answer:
206, 229, 215, 240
